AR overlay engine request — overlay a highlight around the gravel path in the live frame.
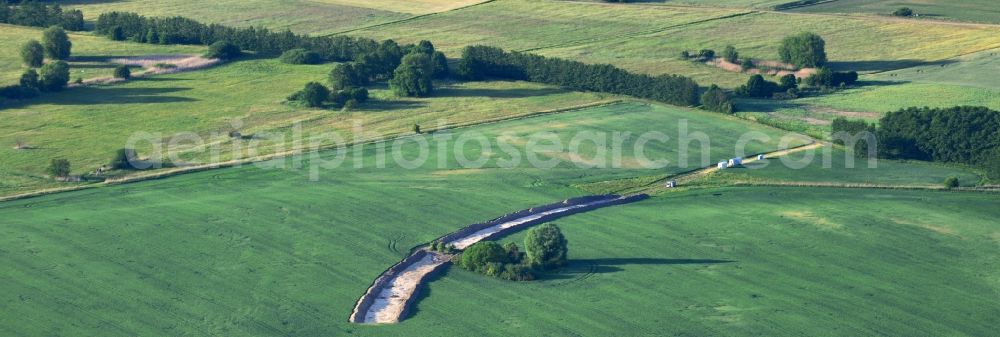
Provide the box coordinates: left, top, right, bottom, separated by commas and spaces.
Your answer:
362, 252, 449, 324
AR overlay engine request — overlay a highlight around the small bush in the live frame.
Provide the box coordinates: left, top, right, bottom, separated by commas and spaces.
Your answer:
893, 7, 914, 17
205, 41, 241, 60
289, 82, 330, 108
722, 45, 738, 63
153, 63, 177, 69
48, 159, 71, 178
679, 50, 690, 59
110, 148, 138, 170
113, 65, 132, 79
698, 49, 715, 60
279, 48, 323, 64
741, 58, 753, 70
944, 176, 959, 189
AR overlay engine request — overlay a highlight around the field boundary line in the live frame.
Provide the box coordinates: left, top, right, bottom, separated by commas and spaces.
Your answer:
0, 99, 622, 203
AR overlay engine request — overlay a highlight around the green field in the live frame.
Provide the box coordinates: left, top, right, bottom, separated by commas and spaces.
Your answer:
0, 101, 810, 335
0, 54, 613, 196
428, 187, 997, 336
712, 146, 984, 187
0, 24, 204, 84
789, 0, 1000, 25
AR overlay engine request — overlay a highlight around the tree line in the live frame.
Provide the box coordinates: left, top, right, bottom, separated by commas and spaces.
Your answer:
455, 45, 701, 107
832, 106, 1000, 179
94, 11, 382, 61
0, 1, 84, 31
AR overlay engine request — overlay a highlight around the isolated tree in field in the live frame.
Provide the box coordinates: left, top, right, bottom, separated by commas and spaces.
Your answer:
389, 52, 434, 97
48, 159, 71, 178
110, 148, 138, 170
524, 223, 568, 269
779, 32, 827, 68
722, 45, 738, 63
113, 65, 131, 79
39, 61, 70, 92
431, 51, 449, 79
329, 63, 368, 90
205, 41, 241, 60
49, 158, 71, 178
20, 40, 44, 67
42, 26, 72, 60
700, 85, 733, 114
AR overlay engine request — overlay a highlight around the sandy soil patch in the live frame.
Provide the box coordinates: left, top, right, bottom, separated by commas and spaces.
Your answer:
707, 58, 817, 79
363, 252, 450, 324
780, 210, 843, 230
891, 218, 957, 236
72, 54, 220, 86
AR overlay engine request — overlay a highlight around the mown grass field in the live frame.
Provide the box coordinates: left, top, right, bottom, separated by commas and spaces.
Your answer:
0, 24, 204, 84
0, 101, 806, 336
389, 187, 1000, 336
789, 0, 1000, 24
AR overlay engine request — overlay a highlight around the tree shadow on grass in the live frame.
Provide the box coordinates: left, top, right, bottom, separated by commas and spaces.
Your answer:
435, 86, 566, 98
540, 257, 735, 280
361, 99, 427, 111
1, 86, 197, 109
48, 87, 197, 105
827, 59, 956, 72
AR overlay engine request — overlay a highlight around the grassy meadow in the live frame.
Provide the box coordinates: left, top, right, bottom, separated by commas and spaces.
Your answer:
0, 24, 204, 84
0, 54, 614, 196
789, 0, 1000, 24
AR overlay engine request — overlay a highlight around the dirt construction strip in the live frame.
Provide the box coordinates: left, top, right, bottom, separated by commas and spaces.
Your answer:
350, 194, 647, 324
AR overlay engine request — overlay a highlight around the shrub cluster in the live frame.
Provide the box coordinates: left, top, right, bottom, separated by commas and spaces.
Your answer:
457, 223, 569, 281
455, 45, 700, 107
279, 48, 323, 65
287, 82, 369, 109
700, 85, 734, 114
735, 74, 798, 99
1, 61, 70, 99
0, 2, 84, 31
805, 67, 858, 88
